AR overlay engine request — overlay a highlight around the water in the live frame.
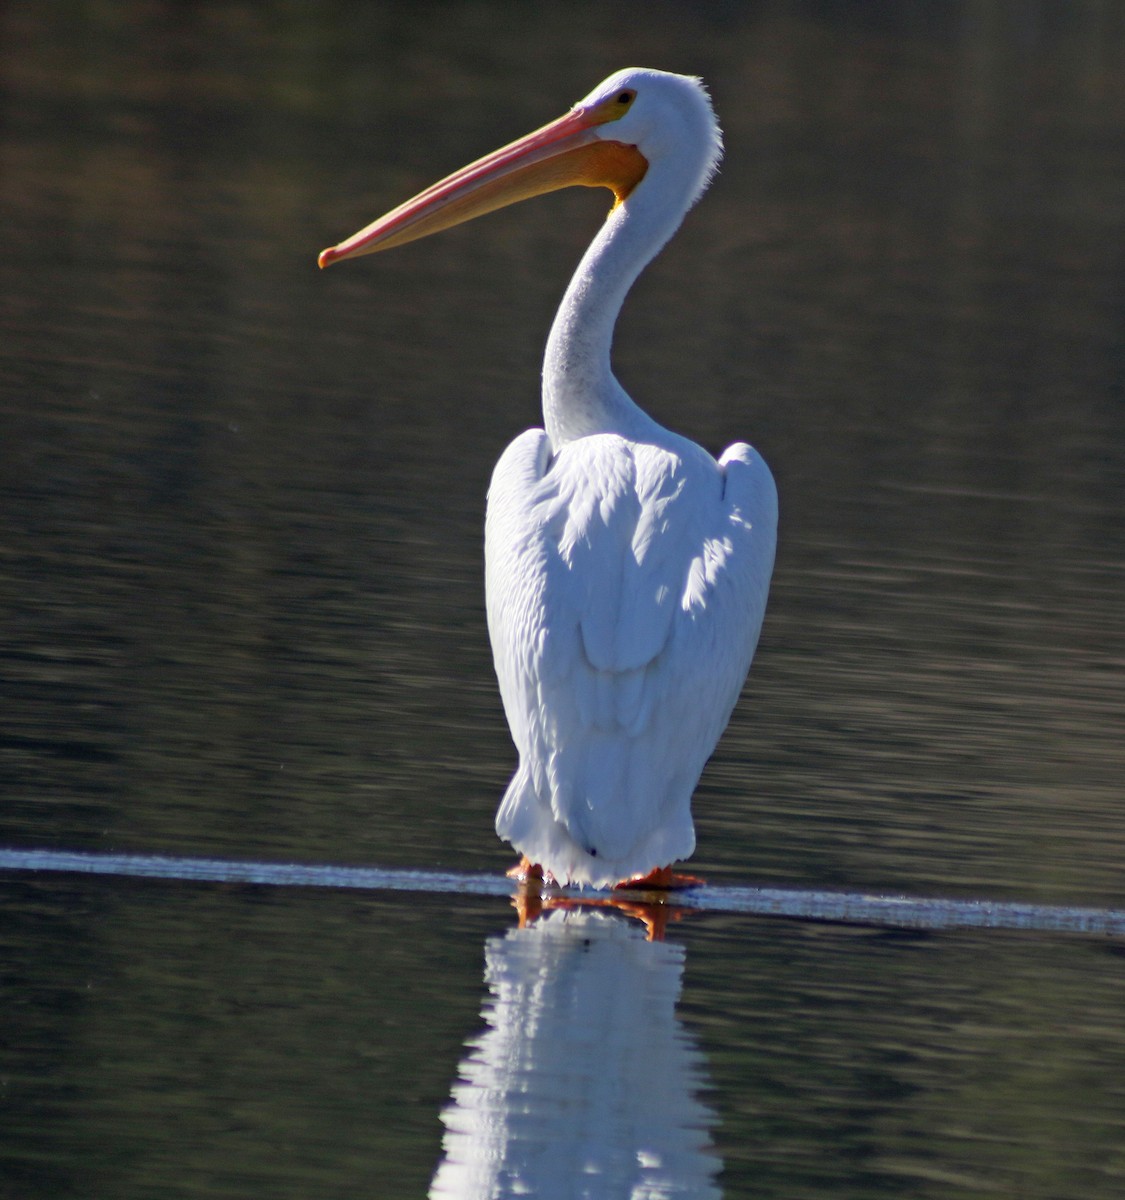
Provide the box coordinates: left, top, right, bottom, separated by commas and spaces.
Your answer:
2, 2, 1123, 1196
4, 869, 1123, 1198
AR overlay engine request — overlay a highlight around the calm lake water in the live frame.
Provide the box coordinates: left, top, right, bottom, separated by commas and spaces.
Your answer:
2, 2, 1123, 1197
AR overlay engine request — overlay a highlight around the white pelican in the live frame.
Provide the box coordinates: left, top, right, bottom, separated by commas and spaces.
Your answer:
319, 68, 777, 890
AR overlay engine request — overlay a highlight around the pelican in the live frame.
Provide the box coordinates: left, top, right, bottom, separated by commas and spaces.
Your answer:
319, 68, 777, 890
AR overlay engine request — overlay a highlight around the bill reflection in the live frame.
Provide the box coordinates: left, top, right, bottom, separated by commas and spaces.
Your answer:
431, 905, 720, 1198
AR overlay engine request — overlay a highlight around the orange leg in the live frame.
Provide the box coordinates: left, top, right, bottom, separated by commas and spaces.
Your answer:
505, 859, 699, 937
506, 856, 557, 885
613, 864, 705, 891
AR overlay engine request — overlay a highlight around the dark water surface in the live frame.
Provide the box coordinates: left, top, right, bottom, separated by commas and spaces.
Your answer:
2, 2, 1123, 1197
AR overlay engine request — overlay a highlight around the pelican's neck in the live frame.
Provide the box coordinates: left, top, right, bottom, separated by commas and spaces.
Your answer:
542, 181, 685, 449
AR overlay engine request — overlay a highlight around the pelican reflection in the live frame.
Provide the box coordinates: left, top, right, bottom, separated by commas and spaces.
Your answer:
431, 905, 720, 1198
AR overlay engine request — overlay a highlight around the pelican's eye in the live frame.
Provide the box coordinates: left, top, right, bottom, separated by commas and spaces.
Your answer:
589, 87, 637, 125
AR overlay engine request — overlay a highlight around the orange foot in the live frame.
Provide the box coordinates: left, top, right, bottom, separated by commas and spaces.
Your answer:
505, 855, 558, 886
613, 864, 705, 891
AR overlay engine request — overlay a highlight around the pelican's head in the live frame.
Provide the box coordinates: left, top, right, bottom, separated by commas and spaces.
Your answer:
318, 68, 723, 268
575, 68, 723, 208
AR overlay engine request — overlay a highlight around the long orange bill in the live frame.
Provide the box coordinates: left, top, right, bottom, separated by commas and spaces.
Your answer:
318, 103, 647, 268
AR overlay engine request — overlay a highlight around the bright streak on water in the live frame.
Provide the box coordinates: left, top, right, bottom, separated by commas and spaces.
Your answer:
2, 847, 1122, 936
0, 847, 513, 898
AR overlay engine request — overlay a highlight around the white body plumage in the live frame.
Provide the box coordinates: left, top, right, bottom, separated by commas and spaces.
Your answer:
487, 429, 775, 887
